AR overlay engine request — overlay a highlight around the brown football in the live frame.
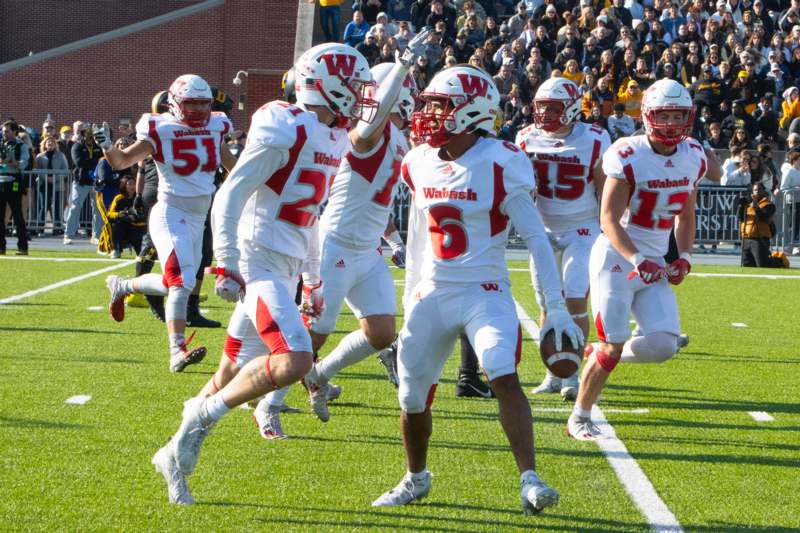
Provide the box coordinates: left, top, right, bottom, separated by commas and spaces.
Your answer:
539, 330, 582, 378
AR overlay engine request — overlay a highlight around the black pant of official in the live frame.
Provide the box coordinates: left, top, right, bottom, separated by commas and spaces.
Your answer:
0, 182, 28, 253
112, 221, 144, 255
741, 237, 782, 268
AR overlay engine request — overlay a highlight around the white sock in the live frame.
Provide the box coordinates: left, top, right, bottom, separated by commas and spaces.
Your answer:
169, 332, 185, 349
120, 278, 135, 293
408, 469, 429, 481
264, 385, 291, 407
316, 330, 376, 382
572, 404, 591, 419
204, 392, 231, 421
135, 273, 169, 296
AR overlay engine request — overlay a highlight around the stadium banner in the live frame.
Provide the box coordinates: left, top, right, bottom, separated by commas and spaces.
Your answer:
694, 185, 748, 245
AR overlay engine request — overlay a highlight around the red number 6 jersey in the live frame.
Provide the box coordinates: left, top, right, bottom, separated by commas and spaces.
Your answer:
602, 135, 708, 257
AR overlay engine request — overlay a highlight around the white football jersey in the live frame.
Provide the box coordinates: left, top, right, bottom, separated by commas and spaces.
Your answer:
136, 111, 232, 199
602, 135, 707, 257
237, 101, 350, 261
516, 121, 610, 232
403, 137, 534, 284
320, 122, 409, 247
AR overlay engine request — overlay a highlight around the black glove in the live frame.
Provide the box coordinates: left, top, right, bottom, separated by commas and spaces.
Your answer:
133, 193, 144, 212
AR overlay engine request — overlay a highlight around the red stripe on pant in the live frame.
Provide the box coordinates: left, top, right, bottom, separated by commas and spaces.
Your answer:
224, 335, 243, 365
162, 250, 183, 288
594, 313, 607, 343
255, 297, 290, 355
515, 324, 522, 366
425, 383, 438, 410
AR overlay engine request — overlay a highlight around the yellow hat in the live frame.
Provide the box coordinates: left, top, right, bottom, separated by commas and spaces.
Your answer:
738, 70, 748, 79
59, 125, 71, 134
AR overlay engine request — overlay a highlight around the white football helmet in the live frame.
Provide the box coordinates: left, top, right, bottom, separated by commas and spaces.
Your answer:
532, 77, 582, 133
412, 65, 499, 147
294, 43, 378, 125
369, 62, 418, 130
168, 74, 213, 128
641, 78, 695, 146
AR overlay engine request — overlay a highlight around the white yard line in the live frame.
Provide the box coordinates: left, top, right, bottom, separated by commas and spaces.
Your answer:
65, 395, 92, 405
747, 411, 775, 422
514, 298, 683, 533
0, 260, 135, 306
0, 256, 123, 262
731, 323, 748, 328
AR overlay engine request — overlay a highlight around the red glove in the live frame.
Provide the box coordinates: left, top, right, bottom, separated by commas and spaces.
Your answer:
301, 281, 325, 317
666, 255, 691, 285
627, 254, 664, 285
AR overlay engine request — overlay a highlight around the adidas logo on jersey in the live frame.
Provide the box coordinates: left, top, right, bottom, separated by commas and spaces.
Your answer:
335, 259, 346, 268
611, 264, 622, 273
665, 159, 674, 168
442, 163, 455, 176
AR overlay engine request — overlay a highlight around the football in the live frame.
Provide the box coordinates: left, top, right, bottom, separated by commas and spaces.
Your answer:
539, 330, 582, 378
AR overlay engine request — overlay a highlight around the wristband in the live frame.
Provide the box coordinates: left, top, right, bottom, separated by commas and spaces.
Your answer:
386, 230, 404, 251
679, 251, 692, 262
628, 252, 645, 267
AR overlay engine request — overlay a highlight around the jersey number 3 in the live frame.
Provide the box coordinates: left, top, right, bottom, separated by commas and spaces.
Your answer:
427, 205, 467, 260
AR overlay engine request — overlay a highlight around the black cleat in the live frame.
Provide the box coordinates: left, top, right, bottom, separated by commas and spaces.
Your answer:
455, 371, 496, 399
187, 310, 221, 328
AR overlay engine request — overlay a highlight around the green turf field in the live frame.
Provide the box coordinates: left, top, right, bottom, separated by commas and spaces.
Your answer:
1, 253, 798, 532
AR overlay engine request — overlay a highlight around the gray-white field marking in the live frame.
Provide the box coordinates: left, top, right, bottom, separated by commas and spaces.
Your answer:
507, 267, 800, 280
748, 411, 775, 422
514, 299, 683, 533
87, 306, 104, 312
0, 256, 123, 262
534, 407, 650, 414
731, 322, 748, 328
65, 395, 92, 405
0, 260, 135, 306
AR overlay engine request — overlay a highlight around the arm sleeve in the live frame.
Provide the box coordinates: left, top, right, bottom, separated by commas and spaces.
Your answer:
505, 193, 564, 308
301, 222, 321, 285
355, 62, 410, 141
211, 141, 289, 269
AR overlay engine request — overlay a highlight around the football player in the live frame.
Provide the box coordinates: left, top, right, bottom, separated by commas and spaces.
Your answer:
372, 65, 582, 515
96, 74, 236, 372
295, 31, 429, 424
150, 44, 378, 505
566, 79, 717, 440
516, 78, 611, 401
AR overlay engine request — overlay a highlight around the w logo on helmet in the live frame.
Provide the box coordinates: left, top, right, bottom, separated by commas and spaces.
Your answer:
457, 74, 489, 97
562, 82, 579, 100
320, 54, 357, 77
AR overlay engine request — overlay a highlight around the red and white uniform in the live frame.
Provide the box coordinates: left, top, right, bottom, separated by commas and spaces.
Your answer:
211, 101, 350, 365
135, 111, 231, 289
398, 138, 562, 413
516, 122, 610, 306
312, 123, 408, 334
591, 135, 707, 343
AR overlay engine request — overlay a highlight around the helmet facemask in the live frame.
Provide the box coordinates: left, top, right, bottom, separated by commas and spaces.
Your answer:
412, 95, 459, 147
532, 99, 569, 133
318, 75, 379, 125
643, 107, 694, 147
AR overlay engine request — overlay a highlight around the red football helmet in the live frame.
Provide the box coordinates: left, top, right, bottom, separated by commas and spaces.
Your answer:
641, 79, 695, 146
168, 74, 213, 128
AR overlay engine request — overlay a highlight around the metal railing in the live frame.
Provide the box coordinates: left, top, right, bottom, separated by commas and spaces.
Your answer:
779, 187, 800, 252
17, 170, 95, 234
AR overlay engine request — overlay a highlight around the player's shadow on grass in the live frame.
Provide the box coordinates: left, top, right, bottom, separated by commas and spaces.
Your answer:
0, 325, 126, 335
609, 417, 800, 433
0, 353, 142, 365
294, 433, 522, 454
602, 396, 800, 415
680, 351, 800, 364
623, 433, 800, 452
0, 415, 86, 430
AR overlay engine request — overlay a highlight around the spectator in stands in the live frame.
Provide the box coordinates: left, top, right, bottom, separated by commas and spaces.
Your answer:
737, 182, 786, 267
58, 126, 73, 167
225, 130, 246, 159
452, 29, 475, 62
722, 146, 745, 184
632, 57, 656, 88
107, 176, 145, 259
726, 149, 756, 186
463, 15, 485, 46
356, 33, 381, 65
788, 133, 800, 151
493, 62, 516, 103
607, 102, 635, 141
779, 150, 800, 253
729, 127, 752, 151
754, 95, 781, 146
374, 11, 397, 36
356, 0, 386, 25
582, 74, 614, 118
0, 121, 29, 255
581, 36, 602, 72
63, 126, 102, 245
780, 87, 800, 132
508, 2, 529, 38
319, 0, 344, 42
117, 119, 135, 143
722, 99, 759, 142
35, 137, 68, 235
608, 0, 632, 30
749, 151, 774, 190
757, 143, 779, 191
707, 121, 729, 149
617, 79, 642, 122
343, 10, 370, 47
41, 120, 57, 141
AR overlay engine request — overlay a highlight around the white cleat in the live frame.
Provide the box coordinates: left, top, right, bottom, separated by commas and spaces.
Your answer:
303, 365, 331, 422
173, 397, 214, 475
326, 383, 342, 402
169, 340, 207, 373
372, 471, 432, 507
377, 344, 399, 388
676, 333, 689, 351
106, 275, 128, 322
253, 400, 287, 440
520, 474, 559, 515
152, 442, 195, 505
531, 372, 561, 395
566, 414, 602, 441
560, 374, 579, 402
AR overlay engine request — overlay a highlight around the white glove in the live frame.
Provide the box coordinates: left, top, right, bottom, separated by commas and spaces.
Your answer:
92, 122, 113, 151
397, 28, 432, 67
301, 281, 325, 317
206, 266, 245, 303
541, 301, 584, 351
385, 230, 406, 268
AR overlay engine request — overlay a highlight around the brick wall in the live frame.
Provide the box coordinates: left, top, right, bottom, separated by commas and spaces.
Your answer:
0, 0, 298, 132
0, 1, 203, 63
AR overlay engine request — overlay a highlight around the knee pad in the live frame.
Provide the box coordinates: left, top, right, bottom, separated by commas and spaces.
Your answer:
621, 332, 678, 364
166, 286, 191, 322
594, 349, 620, 372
